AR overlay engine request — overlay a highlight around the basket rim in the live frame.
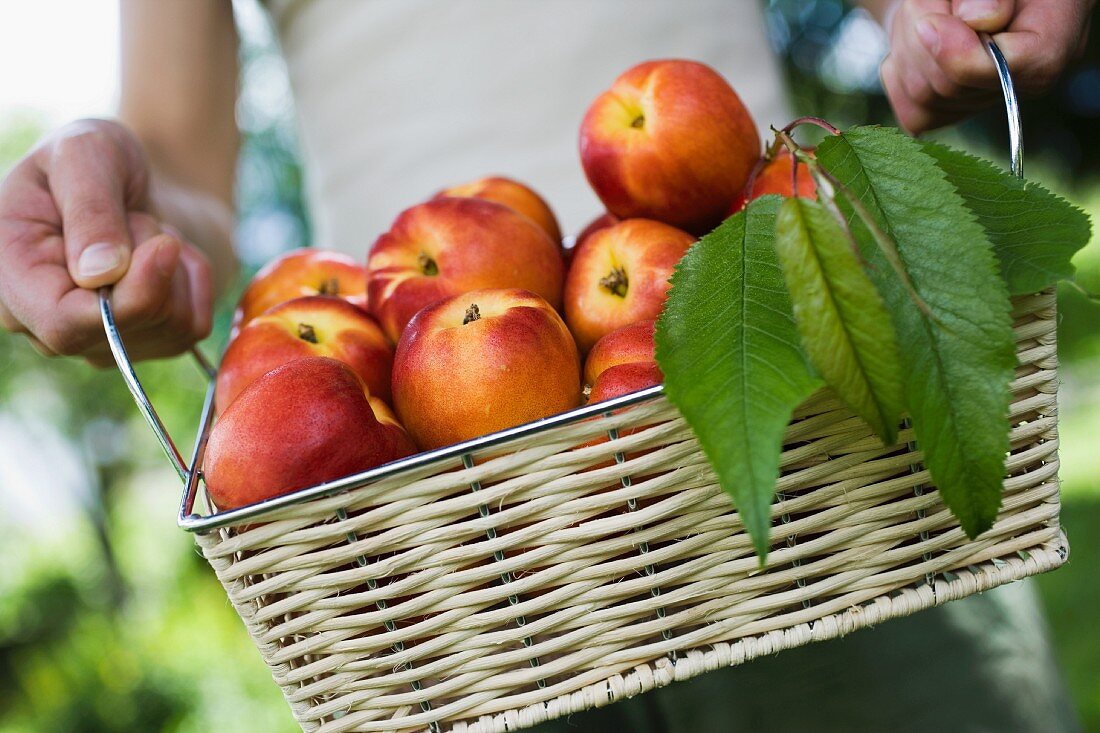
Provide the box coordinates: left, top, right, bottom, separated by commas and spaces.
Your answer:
178, 383, 667, 533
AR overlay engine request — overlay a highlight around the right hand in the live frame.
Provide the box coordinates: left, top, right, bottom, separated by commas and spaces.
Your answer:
881, 0, 1095, 134
0, 119, 214, 367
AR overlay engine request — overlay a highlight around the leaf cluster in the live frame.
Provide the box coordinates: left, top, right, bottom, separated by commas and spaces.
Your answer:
656, 125, 1092, 562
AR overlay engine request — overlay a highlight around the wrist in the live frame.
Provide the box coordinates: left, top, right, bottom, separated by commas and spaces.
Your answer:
147, 173, 238, 296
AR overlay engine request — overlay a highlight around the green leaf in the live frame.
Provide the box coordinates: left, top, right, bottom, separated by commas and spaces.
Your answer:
817, 127, 1017, 538
774, 197, 903, 445
656, 196, 822, 560
920, 139, 1092, 294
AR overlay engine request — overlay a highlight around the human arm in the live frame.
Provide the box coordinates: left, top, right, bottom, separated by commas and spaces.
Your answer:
0, 0, 239, 365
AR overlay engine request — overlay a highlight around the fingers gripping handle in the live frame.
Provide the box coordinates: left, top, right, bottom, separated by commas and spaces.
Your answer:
98, 287, 213, 482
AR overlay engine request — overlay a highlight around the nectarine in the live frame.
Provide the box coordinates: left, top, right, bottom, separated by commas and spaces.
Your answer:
568, 212, 620, 271
234, 249, 369, 331
392, 289, 582, 450
205, 357, 415, 511
583, 320, 658, 388
434, 176, 562, 243
589, 362, 663, 404
216, 296, 393, 415
575, 212, 619, 251
564, 219, 693, 353
580, 59, 760, 234
729, 147, 817, 213
368, 198, 564, 343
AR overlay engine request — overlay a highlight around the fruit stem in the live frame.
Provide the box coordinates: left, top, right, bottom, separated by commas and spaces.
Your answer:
317, 277, 340, 296
771, 127, 818, 169
599, 266, 629, 297
418, 252, 439, 276
630, 114, 645, 129
463, 303, 481, 324
297, 323, 319, 343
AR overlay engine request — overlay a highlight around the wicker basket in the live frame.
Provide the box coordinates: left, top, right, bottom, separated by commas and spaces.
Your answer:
98, 38, 1068, 733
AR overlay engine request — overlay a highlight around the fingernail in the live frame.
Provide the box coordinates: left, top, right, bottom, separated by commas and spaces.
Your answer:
955, 0, 1000, 23
77, 243, 125, 279
153, 237, 180, 278
161, 223, 184, 241
916, 19, 940, 55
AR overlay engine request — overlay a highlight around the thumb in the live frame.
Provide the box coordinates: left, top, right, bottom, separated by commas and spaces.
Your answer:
44, 123, 147, 289
951, 0, 1015, 32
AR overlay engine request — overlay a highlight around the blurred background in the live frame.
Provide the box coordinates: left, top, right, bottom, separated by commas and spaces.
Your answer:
0, 1, 1095, 731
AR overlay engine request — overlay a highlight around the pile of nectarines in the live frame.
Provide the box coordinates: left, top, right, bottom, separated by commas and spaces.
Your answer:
204, 58, 816, 512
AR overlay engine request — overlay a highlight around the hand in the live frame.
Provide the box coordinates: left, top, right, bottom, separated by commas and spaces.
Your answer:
881, 0, 1095, 134
0, 119, 214, 367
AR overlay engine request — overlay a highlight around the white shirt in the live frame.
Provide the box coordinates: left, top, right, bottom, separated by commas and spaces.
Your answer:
267, 0, 789, 254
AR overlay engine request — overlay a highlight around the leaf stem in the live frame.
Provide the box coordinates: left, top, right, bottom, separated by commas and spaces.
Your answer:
772, 127, 935, 321
740, 156, 770, 209
781, 116, 842, 136
773, 129, 849, 236
1062, 280, 1100, 302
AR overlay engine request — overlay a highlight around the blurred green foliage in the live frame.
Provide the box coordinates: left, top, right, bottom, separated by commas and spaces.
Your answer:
0, 2, 1097, 732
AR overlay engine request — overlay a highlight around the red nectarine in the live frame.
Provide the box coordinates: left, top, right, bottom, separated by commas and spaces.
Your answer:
216, 296, 393, 415
564, 219, 693, 353
589, 362, 663, 404
583, 320, 658, 388
205, 357, 415, 511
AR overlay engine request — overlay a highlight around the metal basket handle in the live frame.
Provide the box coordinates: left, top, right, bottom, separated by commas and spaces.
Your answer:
982, 33, 1023, 179
98, 287, 215, 481
99, 37, 1025, 483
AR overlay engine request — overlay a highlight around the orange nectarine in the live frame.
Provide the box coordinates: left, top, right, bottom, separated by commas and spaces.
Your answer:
234, 249, 369, 332
392, 289, 582, 450
434, 176, 562, 243
205, 357, 415, 511
729, 147, 817, 213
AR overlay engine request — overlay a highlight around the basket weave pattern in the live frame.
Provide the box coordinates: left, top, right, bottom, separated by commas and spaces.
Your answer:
195, 291, 1066, 733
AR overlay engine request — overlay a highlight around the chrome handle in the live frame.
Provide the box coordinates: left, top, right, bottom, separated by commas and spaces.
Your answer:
98, 287, 214, 482
982, 34, 1023, 180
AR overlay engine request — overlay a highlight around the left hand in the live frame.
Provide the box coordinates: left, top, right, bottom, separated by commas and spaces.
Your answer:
881, 0, 1095, 134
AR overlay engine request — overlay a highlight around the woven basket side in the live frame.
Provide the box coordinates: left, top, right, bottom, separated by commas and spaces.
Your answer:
193, 291, 1065, 733
450, 539, 1067, 733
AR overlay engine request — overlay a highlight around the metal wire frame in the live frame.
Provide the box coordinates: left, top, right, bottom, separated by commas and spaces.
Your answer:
97, 38, 1025, 536
177, 380, 666, 533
